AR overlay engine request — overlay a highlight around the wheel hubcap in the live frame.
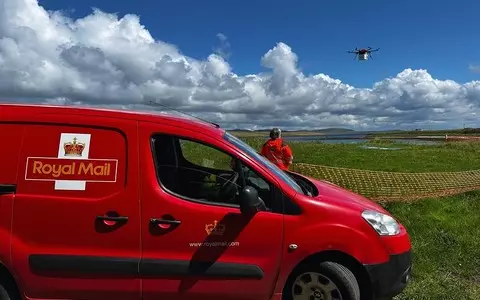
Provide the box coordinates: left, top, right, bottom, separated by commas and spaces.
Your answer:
292, 272, 342, 300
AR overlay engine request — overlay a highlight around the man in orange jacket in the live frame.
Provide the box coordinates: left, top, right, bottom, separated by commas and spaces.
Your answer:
260, 128, 293, 171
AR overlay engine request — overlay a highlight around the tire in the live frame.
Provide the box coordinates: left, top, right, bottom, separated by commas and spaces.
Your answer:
283, 261, 361, 300
0, 285, 11, 300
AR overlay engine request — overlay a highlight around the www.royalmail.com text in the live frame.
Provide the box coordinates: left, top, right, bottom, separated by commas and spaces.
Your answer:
189, 241, 240, 247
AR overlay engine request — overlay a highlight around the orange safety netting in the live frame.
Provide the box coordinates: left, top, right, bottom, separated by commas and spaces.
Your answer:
291, 163, 480, 202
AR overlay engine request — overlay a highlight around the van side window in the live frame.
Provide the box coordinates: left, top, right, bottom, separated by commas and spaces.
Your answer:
179, 140, 231, 171
152, 134, 274, 210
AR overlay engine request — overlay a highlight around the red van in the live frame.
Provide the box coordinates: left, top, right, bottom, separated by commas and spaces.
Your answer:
0, 103, 411, 300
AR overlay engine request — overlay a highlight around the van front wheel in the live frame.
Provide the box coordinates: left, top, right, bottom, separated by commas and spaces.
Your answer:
285, 261, 361, 300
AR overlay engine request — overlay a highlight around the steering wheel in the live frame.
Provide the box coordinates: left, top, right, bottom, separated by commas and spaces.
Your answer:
217, 171, 240, 202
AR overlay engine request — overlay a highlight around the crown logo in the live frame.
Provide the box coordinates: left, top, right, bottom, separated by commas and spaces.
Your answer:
63, 137, 86, 157
205, 220, 225, 236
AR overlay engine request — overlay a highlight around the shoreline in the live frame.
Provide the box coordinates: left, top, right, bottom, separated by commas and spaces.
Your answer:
368, 135, 480, 141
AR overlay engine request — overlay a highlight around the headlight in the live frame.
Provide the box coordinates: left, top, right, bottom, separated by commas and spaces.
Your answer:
361, 210, 400, 236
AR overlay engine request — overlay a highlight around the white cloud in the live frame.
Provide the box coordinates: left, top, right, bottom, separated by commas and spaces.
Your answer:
1, 0, 480, 130
213, 33, 231, 60
469, 64, 480, 73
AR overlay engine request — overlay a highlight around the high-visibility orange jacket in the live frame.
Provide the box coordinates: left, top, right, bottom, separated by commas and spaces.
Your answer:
260, 138, 293, 170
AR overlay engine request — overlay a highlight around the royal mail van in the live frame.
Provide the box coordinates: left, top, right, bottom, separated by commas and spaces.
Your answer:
0, 103, 411, 300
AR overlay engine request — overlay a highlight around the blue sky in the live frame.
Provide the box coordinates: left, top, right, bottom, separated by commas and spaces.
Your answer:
39, 0, 479, 88
2, 0, 480, 130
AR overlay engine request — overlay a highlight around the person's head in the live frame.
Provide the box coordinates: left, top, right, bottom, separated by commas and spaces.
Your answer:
269, 127, 281, 139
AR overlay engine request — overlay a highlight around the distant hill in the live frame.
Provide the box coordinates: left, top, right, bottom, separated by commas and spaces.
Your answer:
307, 128, 356, 133
228, 128, 355, 133
227, 127, 356, 137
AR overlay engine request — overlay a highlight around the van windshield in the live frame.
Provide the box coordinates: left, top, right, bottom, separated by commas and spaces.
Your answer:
223, 132, 304, 194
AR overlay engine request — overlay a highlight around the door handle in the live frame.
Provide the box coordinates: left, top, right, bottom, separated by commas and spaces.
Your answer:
96, 214, 129, 227
150, 218, 181, 225
97, 215, 129, 222
95, 211, 128, 231
0, 184, 16, 195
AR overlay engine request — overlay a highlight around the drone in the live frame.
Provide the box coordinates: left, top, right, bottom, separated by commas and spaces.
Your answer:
347, 47, 380, 61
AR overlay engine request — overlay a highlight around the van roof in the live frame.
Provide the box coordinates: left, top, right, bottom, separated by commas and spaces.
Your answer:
0, 103, 225, 137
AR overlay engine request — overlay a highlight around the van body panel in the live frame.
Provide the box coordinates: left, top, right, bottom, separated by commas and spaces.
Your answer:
10, 116, 142, 300
0, 191, 14, 269
270, 198, 391, 295
0, 123, 25, 185
0, 123, 25, 270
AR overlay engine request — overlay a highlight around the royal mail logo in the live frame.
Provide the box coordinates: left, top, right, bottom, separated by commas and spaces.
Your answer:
205, 220, 226, 236
25, 158, 118, 182
24, 133, 119, 191
63, 137, 86, 157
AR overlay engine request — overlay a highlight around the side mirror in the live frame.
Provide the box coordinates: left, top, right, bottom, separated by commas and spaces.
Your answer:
238, 185, 266, 214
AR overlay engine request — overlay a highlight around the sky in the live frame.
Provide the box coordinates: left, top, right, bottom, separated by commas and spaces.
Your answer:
0, 0, 479, 131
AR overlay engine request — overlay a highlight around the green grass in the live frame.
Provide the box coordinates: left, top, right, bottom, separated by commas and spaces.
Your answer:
180, 139, 232, 170
240, 137, 480, 172
385, 192, 480, 300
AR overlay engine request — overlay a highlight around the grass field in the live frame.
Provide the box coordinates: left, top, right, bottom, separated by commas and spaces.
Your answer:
240, 137, 480, 172
230, 136, 480, 300
386, 192, 480, 300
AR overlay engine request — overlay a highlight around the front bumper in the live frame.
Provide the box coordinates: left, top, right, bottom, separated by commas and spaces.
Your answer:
364, 250, 412, 300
